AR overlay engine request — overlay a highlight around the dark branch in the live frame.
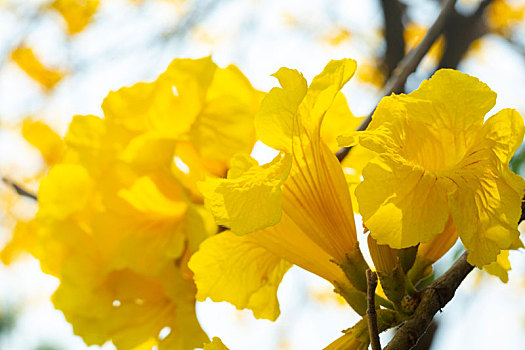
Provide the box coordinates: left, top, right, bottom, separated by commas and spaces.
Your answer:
336, 0, 458, 161
384, 252, 474, 350
367, 269, 382, 350
380, 0, 406, 88
2, 177, 38, 201
438, 0, 494, 69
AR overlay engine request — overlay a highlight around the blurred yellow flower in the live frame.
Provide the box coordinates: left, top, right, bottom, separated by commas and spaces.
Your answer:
487, 0, 525, 36
356, 60, 385, 88
1, 56, 263, 349
339, 69, 525, 267
51, 0, 100, 35
404, 22, 444, 61
322, 27, 351, 46
11, 47, 65, 90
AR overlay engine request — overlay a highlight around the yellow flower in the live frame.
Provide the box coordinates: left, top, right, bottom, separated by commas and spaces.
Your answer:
101, 56, 262, 192
487, 0, 525, 36
51, 0, 100, 35
11, 47, 65, 90
102, 57, 260, 163
339, 69, 525, 267
1, 56, 262, 348
191, 59, 371, 320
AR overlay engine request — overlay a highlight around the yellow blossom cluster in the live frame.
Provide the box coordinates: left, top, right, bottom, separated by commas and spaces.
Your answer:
2, 56, 262, 349
2, 55, 524, 349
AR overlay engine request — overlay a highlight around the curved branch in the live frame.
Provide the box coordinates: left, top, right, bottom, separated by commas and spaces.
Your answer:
336, 0, 457, 162
384, 252, 474, 350
380, 0, 406, 86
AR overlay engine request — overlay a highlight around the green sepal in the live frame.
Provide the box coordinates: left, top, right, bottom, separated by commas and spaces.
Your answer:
397, 244, 419, 273
377, 265, 406, 309
407, 256, 433, 286
337, 244, 369, 292
334, 282, 367, 316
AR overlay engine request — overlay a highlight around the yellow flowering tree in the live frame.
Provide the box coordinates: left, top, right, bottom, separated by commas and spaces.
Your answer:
2, 1, 525, 348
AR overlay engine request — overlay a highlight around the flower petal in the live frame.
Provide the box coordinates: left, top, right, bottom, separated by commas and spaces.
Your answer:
188, 230, 291, 321
199, 153, 292, 234
357, 155, 450, 248
408, 69, 496, 131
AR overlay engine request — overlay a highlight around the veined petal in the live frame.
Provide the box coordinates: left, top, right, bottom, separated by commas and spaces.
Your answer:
188, 230, 291, 321
256, 68, 308, 152
299, 59, 357, 134
199, 153, 292, 234
357, 155, 450, 248
283, 134, 358, 263
408, 69, 496, 131
448, 161, 523, 267
256, 59, 356, 152
482, 108, 525, 164
249, 212, 348, 284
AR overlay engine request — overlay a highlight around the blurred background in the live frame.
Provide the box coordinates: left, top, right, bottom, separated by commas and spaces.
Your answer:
1, 0, 525, 349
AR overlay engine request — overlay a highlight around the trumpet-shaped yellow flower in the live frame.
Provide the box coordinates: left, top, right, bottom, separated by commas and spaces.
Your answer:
11, 47, 65, 90
339, 69, 525, 267
51, 0, 100, 35
192, 59, 370, 319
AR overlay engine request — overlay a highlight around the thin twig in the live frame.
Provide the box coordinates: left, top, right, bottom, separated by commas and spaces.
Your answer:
336, 0, 457, 161
2, 177, 38, 201
366, 269, 381, 350
384, 252, 474, 350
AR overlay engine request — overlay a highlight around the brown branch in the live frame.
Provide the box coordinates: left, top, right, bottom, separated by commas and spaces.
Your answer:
384, 252, 474, 350
336, 0, 457, 161
438, 0, 495, 69
367, 269, 381, 350
380, 0, 406, 87
2, 177, 38, 201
